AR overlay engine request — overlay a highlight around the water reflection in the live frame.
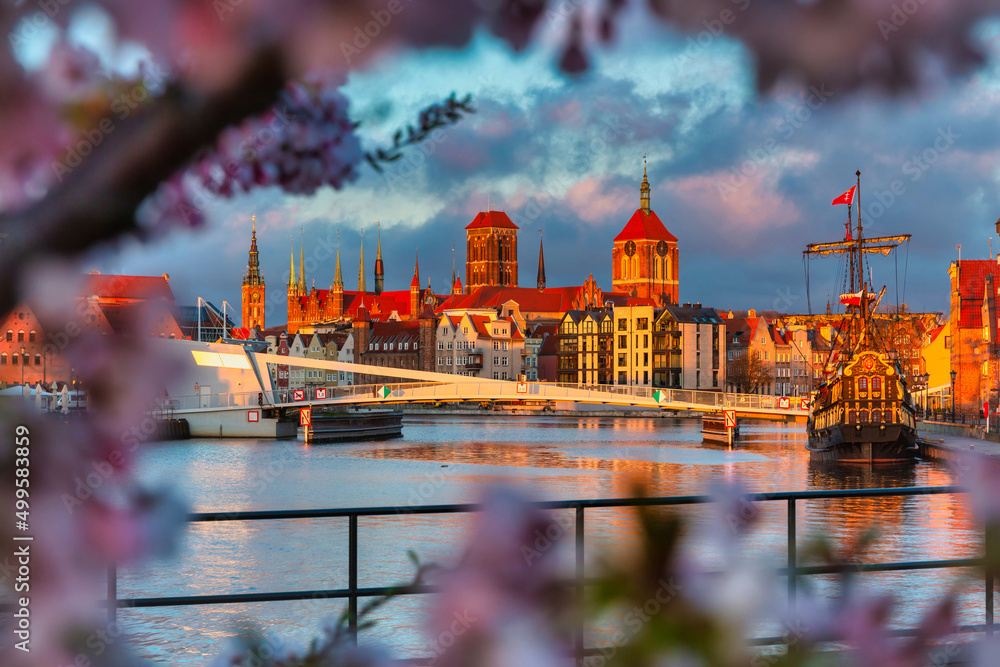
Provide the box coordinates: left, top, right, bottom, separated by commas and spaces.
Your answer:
123, 415, 976, 664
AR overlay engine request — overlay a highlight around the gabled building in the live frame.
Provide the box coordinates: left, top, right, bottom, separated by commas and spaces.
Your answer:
613, 302, 656, 387
948, 259, 1000, 415
653, 304, 725, 391
556, 310, 613, 385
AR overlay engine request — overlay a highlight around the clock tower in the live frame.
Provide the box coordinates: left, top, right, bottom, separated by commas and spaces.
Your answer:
241, 216, 266, 331
611, 160, 679, 305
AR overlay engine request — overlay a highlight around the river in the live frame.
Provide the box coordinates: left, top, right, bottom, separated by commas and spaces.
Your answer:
120, 415, 979, 663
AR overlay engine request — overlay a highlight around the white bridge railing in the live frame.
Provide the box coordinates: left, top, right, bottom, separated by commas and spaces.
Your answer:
161, 382, 809, 415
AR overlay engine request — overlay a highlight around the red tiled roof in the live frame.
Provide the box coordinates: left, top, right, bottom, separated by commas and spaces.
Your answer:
465, 211, 518, 230
82, 274, 175, 301
956, 260, 1000, 329
613, 209, 677, 243
439, 285, 629, 315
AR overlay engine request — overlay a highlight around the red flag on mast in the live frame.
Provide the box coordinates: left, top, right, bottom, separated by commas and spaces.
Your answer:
832, 186, 856, 206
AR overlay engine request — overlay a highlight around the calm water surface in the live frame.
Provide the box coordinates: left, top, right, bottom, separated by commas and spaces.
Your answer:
122, 415, 977, 663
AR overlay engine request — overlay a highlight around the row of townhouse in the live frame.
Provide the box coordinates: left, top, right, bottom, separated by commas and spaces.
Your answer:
552, 303, 727, 391
435, 308, 527, 381
253, 328, 355, 392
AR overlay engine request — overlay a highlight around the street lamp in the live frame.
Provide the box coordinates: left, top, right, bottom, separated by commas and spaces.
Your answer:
950, 368, 957, 422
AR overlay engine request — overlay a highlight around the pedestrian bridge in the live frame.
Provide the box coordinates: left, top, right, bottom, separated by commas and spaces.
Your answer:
176, 348, 809, 421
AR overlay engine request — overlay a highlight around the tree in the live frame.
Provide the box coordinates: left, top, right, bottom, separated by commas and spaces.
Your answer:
728, 350, 773, 394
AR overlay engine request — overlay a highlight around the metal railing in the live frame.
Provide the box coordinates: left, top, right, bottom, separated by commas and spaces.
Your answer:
105, 485, 992, 660
164, 383, 811, 415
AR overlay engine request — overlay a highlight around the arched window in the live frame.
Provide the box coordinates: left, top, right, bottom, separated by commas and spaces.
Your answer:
859, 410, 869, 423
0, 353, 6, 365
28, 331, 35, 342
858, 377, 868, 392
654, 260, 660, 280
872, 377, 882, 392
621, 256, 628, 279
885, 409, 894, 423
17, 330, 24, 342
848, 410, 856, 424
631, 257, 638, 278
34, 354, 40, 365
871, 410, 881, 423
5, 330, 10, 342
665, 257, 671, 280
11, 354, 17, 365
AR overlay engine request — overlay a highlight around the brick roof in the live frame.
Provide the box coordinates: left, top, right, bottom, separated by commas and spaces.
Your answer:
82, 273, 175, 301
955, 260, 1000, 328
368, 320, 421, 349
438, 285, 629, 315
613, 209, 677, 243
465, 211, 518, 230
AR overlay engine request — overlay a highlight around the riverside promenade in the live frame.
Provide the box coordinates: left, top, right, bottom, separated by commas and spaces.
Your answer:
918, 421, 1000, 462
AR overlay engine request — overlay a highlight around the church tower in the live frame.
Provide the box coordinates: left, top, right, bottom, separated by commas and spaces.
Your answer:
465, 210, 518, 293
241, 216, 266, 331
287, 236, 301, 333
537, 232, 546, 292
374, 223, 384, 295
330, 234, 345, 319
611, 159, 679, 305
358, 230, 367, 293
409, 253, 421, 317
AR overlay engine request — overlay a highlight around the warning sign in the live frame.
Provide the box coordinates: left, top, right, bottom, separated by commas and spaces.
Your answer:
800, 398, 810, 411
516, 383, 528, 394
778, 397, 790, 410
247, 410, 259, 423
376, 385, 391, 399
315, 387, 327, 400
292, 389, 305, 402
724, 409, 737, 428
300, 407, 311, 426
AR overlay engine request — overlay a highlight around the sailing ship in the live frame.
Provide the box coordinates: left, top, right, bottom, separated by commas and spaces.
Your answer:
800, 171, 919, 463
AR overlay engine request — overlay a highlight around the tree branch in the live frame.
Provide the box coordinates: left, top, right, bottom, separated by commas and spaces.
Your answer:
0, 45, 288, 314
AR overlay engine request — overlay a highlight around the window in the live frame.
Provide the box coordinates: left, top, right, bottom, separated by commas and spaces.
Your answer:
28, 331, 35, 342
437, 357, 443, 366
374, 343, 380, 350
11, 354, 17, 365
643, 334, 648, 348
713, 370, 719, 388
414, 342, 418, 350
493, 371, 499, 379
501, 371, 508, 380
17, 331, 23, 342
872, 377, 881, 391
5, 330, 10, 342
438, 342, 444, 350
463, 327, 469, 334
502, 358, 508, 366
502, 341, 509, 351
447, 358, 452, 365
858, 377, 868, 391
447, 342, 453, 350
387, 343, 394, 351
618, 335, 627, 348
494, 356, 500, 365
0, 353, 5, 365
618, 353, 626, 366
618, 318, 627, 331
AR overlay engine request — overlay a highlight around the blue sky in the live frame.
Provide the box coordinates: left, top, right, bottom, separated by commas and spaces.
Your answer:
92, 7, 1000, 322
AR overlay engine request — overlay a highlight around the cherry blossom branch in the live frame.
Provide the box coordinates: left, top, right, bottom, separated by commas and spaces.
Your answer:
0, 44, 288, 314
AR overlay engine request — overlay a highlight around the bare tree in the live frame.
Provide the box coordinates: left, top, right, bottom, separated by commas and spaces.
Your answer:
728, 351, 773, 394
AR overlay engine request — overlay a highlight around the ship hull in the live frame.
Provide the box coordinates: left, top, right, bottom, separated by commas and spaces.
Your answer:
807, 422, 917, 463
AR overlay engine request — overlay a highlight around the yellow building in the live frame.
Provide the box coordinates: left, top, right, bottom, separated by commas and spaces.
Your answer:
921, 319, 951, 411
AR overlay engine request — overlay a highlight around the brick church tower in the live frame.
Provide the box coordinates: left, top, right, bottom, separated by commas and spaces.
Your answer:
611, 160, 679, 305
465, 210, 518, 292
241, 216, 266, 331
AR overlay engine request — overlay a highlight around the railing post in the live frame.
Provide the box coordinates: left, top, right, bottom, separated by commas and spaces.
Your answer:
108, 562, 117, 625
787, 499, 796, 609
575, 505, 585, 665
987, 564, 994, 635
349, 513, 358, 644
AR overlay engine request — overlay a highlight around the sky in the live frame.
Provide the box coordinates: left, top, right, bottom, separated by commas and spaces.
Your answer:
89, 5, 1000, 324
